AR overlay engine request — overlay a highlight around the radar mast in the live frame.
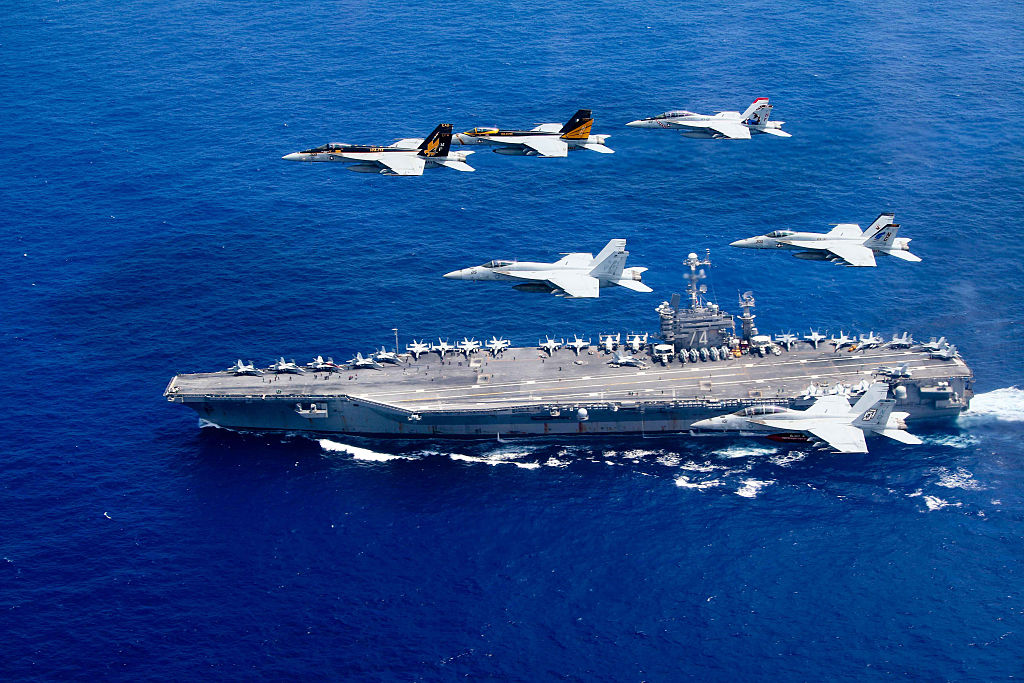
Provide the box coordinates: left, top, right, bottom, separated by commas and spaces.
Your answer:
682, 250, 712, 310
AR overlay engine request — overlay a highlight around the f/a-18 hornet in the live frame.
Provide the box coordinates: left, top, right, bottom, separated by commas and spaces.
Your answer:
452, 109, 613, 157
626, 97, 790, 140
729, 212, 921, 267
443, 239, 650, 299
692, 383, 921, 454
281, 123, 474, 176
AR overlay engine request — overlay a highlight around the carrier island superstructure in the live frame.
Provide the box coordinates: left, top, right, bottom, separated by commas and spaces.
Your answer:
164, 252, 973, 438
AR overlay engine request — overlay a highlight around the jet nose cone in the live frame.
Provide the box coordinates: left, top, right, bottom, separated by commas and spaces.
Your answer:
625, 120, 643, 127
691, 418, 713, 429
282, 152, 305, 161
443, 269, 465, 280
730, 238, 752, 248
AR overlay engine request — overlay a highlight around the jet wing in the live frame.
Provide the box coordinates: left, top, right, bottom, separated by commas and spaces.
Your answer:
483, 135, 569, 157
781, 240, 877, 267
757, 418, 868, 453
389, 138, 424, 148
554, 253, 595, 268
670, 120, 751, 139
800, 395, 855, 416
806, 424, 868, 453
545, 273, 600, 298
376, 154, 427, 176
509, 269, 600, 297
825, 223, 863, 238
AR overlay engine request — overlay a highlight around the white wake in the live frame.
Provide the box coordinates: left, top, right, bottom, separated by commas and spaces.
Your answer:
959, 387, 1024, 424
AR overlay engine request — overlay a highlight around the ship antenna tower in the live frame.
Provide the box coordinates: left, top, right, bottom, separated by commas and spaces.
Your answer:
682, 250, 711, 311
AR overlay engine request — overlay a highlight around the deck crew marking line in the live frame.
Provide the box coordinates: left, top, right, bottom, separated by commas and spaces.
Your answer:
363, 358, 928, 402
178, 351, 930, 398
184, 356, 942, 402
352, 351, 925, 399
392, 365, 942, 407
389, 363, 939, 406
178, 356, 942, 403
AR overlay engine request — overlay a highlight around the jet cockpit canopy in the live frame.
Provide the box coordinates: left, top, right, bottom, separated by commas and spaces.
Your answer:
741, 405, 788, 417
304, 143, 346, 153
467, 127, 499, 135
766, 230, 796, 238
483, 260, 514, 268
653, 110, 695, 119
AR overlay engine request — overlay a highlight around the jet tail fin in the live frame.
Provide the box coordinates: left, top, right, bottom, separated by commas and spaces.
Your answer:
740, 97, 771, 124
863, 223, 900, 248
861, 213, 896, 239
588, 239, 628, 279
559, 109, 594, 140
852, 398, 896, 430
418, 123, 453, 157
850, 383, 890, 416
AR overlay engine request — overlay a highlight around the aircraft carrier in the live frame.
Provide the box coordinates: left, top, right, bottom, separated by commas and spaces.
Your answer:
164, 252, 973, 439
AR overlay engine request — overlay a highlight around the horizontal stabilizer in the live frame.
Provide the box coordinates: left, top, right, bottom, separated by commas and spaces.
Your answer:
577, 142, 615, 153
758, 127, 791, 137
872, 428, 922, 445
434, 159, 476, 172
614, 279, 653, 292
880, 249, 921, 262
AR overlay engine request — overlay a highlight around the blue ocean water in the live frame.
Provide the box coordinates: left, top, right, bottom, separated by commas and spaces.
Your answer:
3, 0, 1024, 678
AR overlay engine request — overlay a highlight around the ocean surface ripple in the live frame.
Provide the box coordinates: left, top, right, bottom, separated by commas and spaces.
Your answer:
2, 0, 1023, 678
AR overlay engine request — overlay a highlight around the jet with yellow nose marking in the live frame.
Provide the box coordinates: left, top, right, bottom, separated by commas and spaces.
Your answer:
282, 123, 475, 176
452, 109, 613, 157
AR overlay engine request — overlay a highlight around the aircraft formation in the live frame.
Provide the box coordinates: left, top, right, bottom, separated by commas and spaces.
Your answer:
281, 99, 790, 176
241, 94, 947, 457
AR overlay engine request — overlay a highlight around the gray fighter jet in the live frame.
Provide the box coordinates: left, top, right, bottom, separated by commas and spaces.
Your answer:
626, 97, 790, 139
607, 350, 646, 368
730, 213, 920, 267
282, 124, 475, 176
270, 358, 306, 374
691, 383, 921, 453
444, 239, 651, 299
227, 359, 263, 376
453, 109, 613, 157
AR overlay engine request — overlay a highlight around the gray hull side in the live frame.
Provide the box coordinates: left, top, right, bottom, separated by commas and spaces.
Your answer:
177, 377, 970, 438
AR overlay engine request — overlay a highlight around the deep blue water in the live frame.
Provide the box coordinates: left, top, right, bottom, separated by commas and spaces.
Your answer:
3, 0, 1024, 679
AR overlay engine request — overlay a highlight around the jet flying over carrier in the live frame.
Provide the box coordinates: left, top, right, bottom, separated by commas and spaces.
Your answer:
730, 213, 921, 267
452, 109, 613, 157
281, 123, 475, 176
443, 239, 651, 299
626, 97, 790, 139
692, 383, 922, 453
